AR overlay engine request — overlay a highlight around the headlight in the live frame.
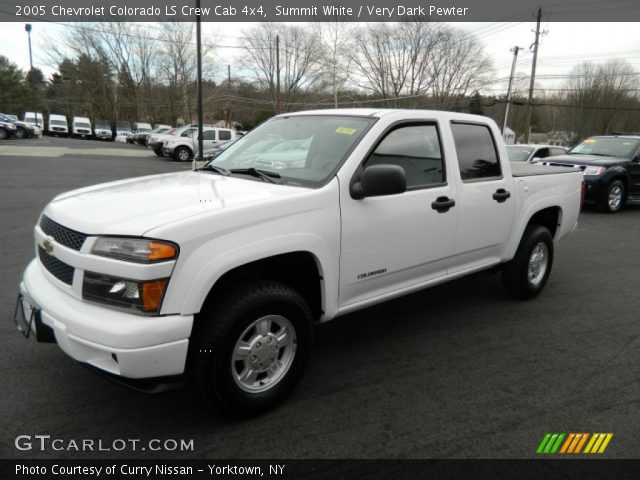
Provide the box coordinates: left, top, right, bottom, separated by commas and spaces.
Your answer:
92, 237, 178, 263
83, 272, 168, 314
583, 166, 606, 176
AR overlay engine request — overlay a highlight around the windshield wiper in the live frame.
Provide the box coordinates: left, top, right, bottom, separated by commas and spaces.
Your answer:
196, 164, 230, 176
229, 167, 281, 183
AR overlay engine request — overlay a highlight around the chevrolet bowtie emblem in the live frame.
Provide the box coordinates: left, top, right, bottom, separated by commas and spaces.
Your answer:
43, 237, 54, 254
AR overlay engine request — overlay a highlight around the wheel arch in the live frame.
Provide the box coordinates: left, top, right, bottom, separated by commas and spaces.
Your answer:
195, 251, 325, 326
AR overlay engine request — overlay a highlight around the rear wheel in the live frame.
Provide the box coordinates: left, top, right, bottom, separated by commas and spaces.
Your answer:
598, 180, 625, 213
174, 146, 193, 162
0, 128, 8, 140
502, 225, 554, 300
189, 281, 313, 418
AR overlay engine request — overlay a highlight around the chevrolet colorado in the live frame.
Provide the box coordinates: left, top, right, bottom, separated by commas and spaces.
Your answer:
16, 109, 583, 417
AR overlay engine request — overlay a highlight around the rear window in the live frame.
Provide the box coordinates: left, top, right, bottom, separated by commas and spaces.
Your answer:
219, 130, 232, 141
451, 123, 501, 181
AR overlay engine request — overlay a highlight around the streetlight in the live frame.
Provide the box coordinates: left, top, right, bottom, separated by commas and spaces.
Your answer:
501, 46, 522, 136
25, 24, 33, 71
25, 23, 39, 127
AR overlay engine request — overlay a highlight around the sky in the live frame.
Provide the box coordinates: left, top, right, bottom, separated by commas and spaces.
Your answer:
1, 21, 640, 97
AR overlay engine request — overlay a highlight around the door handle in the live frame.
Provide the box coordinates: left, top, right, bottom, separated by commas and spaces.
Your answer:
431, 196, 455, 213
493, 188, 511, 203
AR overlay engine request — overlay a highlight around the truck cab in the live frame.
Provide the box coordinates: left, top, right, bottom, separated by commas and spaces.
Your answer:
47, 114, 68, 137
71, 117, 92, 138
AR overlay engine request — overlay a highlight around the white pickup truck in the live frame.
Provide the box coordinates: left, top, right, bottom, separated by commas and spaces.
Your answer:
16, 109, 583, 417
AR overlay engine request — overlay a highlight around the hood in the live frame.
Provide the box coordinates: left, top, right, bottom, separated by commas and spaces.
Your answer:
44, 171, 306, 237
542, 153, 627, 166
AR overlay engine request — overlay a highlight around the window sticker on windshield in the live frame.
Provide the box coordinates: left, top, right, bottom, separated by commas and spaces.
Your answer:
623, 142, 631, 145
336, 127, 357, 135
584, 138, 596, 144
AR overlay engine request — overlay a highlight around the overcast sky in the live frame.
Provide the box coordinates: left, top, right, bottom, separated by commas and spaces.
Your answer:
1, 21, 639, 96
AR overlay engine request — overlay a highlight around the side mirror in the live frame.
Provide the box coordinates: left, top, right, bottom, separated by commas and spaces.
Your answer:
531, 156, 541, 163
351, 164, 407, 199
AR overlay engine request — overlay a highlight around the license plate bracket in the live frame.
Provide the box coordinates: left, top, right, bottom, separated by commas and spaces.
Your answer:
14, 293, 38, 339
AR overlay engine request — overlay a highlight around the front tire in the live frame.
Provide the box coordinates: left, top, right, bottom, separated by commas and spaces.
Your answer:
502, 225, 554, 300
598, 179, 625, 213
174, 146, 193, 162
14, 127, 26, 139
189, 281, 313, 418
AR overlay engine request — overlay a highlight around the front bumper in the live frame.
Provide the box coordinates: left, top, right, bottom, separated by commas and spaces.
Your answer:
583, 176, 608, 203
20, 259, 193, 379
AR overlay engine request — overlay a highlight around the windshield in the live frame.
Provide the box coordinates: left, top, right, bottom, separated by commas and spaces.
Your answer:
50, 120, 66, 126
95, 120, 110, 129
506, 146, 534, 162
76, 122, 91, 129
569, 137, 640, 159
209, 115, 376, 187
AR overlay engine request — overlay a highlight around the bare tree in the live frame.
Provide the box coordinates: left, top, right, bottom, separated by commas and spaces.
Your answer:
427, 27, 493, 107
315, 20, 355, 108
242, 23, 324, 111
560, 60, 638, 142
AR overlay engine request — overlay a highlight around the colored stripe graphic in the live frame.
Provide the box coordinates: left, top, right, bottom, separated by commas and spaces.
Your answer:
537, 433, 565, 453
539, 433, 613, 454
584, 433, 613, 454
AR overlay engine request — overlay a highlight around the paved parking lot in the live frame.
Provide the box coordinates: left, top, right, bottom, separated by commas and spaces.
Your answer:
1, 139, 639, 459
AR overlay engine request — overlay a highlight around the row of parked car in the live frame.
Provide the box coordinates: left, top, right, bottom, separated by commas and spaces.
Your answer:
0, 112, 43, 139
507, 135, 640, 213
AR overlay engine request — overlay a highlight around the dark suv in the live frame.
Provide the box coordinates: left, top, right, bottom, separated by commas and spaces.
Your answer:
536, 135, 640, 213
0, 113, 35, 139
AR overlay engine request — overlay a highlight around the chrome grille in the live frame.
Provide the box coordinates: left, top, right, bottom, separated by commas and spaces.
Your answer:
38, 246, 74, 285
39, 215, 87, 251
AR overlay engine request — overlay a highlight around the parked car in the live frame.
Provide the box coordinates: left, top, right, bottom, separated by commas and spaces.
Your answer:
47, 114, 68, 137
94, 119, 113, 141
0, 119, 17, 139
71, 117, 92, 138
138, 126, 172, 146
535, 134, 640, 213
507, 144, 567, 163
163, 127, 239, 161
16, 109, 583, 417
0, 113, 35, 138
149, 125, 205, 157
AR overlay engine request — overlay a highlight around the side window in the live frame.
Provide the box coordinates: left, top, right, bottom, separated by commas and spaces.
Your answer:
534, 148, 550, 159
219, 130, 232, 141
202, 130, 216, 140
451, 123, 501, 181
551, 147, 566, 156
365, 124, 445, 189
181, 129, 196, 138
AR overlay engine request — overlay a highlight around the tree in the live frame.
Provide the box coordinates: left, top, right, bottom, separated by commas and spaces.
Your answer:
0, 56, 32, 114
242, 23, 324, 112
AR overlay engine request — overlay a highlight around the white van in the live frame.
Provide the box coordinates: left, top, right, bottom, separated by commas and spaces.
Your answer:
22, 112, 44, 128
72, 117, 92, 138
47, 114, 68, 136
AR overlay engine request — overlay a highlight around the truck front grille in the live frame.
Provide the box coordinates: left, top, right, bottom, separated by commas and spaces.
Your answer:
39, 215, 87, 251
38, 246, 74, 285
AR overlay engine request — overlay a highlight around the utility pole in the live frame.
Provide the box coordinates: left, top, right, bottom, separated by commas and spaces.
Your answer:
525, 7, 542, 144
226, 64, 231, 128
502, 46, 522, 135
275, 35, 281, 114
194, 0, 204, 169
25, 24, 39, 127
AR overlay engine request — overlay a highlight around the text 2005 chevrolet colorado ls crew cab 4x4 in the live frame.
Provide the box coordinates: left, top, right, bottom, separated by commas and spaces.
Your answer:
16, 110, 583, 417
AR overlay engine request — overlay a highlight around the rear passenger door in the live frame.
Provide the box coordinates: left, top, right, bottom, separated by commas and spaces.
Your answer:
448, 122, 516, 274
201, 129, 217, 150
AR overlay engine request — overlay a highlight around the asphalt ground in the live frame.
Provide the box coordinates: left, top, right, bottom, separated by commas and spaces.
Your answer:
0, 137, 639, 460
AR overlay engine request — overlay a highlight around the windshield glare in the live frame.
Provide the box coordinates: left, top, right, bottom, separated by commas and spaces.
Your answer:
209, 115, 375, 187
570, 137, 640, 159
507, 146, 534, 162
